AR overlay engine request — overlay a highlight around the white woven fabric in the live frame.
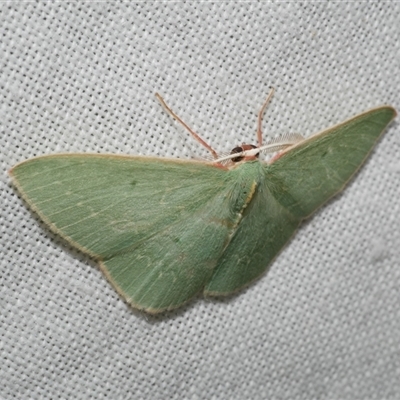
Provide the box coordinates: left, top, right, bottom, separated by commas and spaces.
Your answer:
1, 3, 400, 399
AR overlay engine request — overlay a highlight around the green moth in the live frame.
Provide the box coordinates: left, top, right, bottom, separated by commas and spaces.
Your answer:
10, 90, 396, 314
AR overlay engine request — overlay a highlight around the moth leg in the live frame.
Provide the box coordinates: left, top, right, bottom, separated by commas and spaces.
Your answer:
257, 87, 275, 146
155, 93, 219, 159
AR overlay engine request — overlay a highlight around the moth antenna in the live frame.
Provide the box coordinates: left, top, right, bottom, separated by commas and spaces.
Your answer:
265, 132, 305, 146
259, 132, 305, 154
155, 93, 219, 159
275, 132, 304, 141
204, 151, 233, 166
257, 87, 275, 147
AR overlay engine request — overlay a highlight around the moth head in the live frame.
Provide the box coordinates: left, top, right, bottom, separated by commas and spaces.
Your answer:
230, 144, 260, 162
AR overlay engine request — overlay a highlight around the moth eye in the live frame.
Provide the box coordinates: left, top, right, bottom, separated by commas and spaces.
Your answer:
230, 146, 244, 162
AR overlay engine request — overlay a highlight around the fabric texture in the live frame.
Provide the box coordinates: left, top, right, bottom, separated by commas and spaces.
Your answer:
1, 3, 400, 399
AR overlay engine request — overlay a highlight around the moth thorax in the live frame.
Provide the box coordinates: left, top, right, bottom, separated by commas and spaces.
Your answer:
230, 144, 259, 162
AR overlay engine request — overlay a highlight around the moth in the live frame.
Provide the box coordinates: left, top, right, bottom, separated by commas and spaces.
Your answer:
10, 89, 396, 313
